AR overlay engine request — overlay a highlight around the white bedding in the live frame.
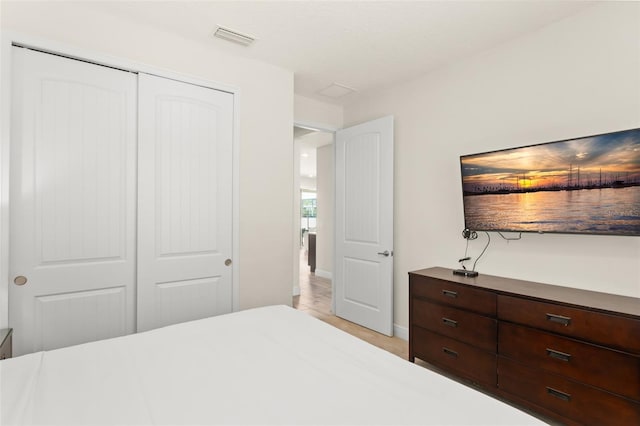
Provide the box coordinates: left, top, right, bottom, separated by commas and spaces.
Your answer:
1, 305, 546, 425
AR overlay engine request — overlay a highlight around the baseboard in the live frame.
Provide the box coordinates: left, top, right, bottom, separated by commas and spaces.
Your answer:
314, 269, 332, 280
292, 286, 300, 297
394, 324, 408, 341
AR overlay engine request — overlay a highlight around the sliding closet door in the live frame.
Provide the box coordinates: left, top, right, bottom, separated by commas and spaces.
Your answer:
9, 47, 137, 356
137, 74, 233, 332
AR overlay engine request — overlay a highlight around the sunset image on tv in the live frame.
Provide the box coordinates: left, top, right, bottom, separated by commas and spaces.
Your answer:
460, 128, 640, 236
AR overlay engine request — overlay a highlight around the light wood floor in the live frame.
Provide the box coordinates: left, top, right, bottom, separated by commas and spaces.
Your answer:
292, 249, 408, 359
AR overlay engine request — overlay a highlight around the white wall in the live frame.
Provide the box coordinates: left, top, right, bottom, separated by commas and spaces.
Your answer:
343, 3, 640, 329
299, 177, 317, 191
0, 1, 294, 322
294, 94, 343, 130
315, 144, 334, 278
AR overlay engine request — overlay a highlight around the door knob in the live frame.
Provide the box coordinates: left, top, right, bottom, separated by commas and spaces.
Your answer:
225, 259, 232, 266
377, 250, 391, 257
13, 276, 28, 286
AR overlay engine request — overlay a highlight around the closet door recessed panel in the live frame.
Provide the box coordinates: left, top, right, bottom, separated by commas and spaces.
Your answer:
156, 96, 221, 257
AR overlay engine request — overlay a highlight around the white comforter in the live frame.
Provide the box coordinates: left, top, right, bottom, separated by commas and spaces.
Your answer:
0, 305, 545, 425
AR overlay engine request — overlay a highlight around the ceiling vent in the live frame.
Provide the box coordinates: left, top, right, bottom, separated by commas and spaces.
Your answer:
317, 83, 356, 98
213, 26, 255, 46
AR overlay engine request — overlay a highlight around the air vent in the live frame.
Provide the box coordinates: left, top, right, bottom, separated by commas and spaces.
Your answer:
213, 26, 255, 46
317, 83, 356, 98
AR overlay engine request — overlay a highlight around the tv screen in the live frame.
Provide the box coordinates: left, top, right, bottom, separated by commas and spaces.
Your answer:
460, 128, 640, 236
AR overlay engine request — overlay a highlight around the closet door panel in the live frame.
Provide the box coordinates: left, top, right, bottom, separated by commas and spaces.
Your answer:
137, 73, 233, 332
9, 47, 137, 355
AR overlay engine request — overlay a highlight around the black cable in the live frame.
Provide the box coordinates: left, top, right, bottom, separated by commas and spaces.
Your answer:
472, 232, 490, 272
458, 238, 471, 270
458, 228, 478, 271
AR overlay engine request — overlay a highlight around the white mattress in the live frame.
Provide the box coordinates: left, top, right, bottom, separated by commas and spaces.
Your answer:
0, 305, 546, 425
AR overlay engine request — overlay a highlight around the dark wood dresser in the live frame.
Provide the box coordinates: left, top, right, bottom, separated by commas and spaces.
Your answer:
0, 328, 12, 360
409, 267, 640, 426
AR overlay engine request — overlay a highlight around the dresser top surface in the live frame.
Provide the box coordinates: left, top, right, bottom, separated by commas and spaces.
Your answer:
410, 267, 640, 318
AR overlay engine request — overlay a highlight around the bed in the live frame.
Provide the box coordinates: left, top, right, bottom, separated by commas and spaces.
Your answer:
1, 305, 546, 425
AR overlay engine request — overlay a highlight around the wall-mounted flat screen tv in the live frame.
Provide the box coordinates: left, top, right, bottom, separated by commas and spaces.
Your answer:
460, 128, 640, 236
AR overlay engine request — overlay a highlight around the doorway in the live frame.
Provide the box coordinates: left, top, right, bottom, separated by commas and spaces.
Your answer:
292, 125, 334, 315
291, 116, 394, 335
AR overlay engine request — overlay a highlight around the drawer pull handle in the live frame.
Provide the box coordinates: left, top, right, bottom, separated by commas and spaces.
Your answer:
546, 348, 571, 362
442, 317, 458, 327
442, 347, 458, 358
546, 313, 571, 326
442, 289, 458, 298
546, 387, 571, 402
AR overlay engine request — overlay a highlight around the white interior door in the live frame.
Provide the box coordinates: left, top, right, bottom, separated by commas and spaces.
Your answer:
334, 116, 394, 336
9, 47, 137, 356
137, 73, 233, 332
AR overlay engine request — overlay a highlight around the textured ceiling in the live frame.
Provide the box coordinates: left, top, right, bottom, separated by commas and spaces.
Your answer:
86, 0, 595, 106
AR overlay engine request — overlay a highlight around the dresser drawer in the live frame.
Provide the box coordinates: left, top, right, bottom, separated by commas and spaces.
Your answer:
499, 322, 640, 401
499, 357, 640, 426
498, 295, 640, 353
412, 298, 496, 352
412, 326, 496, 387
410, 274, 496, 316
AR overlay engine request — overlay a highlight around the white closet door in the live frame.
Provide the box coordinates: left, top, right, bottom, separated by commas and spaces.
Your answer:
9, 47, 137, 356
137, 73, 233, 332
